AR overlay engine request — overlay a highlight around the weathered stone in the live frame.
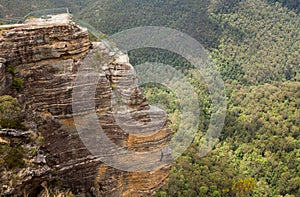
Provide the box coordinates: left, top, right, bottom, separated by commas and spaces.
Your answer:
0, 14, 172, 196
0, 60, 7, 95
0, 14, 90, 67
33, 154, 47, 164
0, 128, 31, 138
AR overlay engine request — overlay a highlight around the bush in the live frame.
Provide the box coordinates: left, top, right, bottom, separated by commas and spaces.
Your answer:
6, 66, 16, 75
36, 136, 44, 146
0, 95, 22, 128
4, 146, 25, 169
88, 31, 100, 42
12, 77, 24, 92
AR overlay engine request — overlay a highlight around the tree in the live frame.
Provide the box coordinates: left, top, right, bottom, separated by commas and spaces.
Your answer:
232, 178, 257, 197
0, 95, 21, 128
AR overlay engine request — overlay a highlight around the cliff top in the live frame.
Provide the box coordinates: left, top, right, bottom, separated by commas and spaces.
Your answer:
0, 13, 71, 30
0, 13, 90, 66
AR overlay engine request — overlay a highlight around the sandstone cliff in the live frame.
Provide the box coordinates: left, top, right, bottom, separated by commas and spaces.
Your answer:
0, 14, 172, 196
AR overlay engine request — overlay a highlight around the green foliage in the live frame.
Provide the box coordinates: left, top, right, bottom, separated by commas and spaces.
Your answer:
0, 0, 97, 18
6, 66, 16, 75
47, 179, 63, 189
4, 146, 25, 169
6, 65, 24, 92
232, 178, 257, 197
88, 31, 100, 42
30, 148, 38, 156
199, 186, 209, 194
36, 136, 45, 146
44, 179, 75, 196
142, 84, 180, 114
77, 0, 221, 48
128, 48, 194, 72
12, 77, 24, 92
211, 0, 300, 84
268, 0, 300, 12
95, 52, 103, 59
26, 15, 37, 19
155, 81, 299, 196
75, 0, 300, 86
0, 95, 23, 129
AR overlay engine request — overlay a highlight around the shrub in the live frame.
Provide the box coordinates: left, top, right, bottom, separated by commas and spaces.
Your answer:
95, 52, 102, 59
99, 33, 108, 38
6, 66, 16, 75
36, 136, 44, 146
0, 95, 22, 129
88, 31, 100, 42
4, 146, 25, 169
12, 77, 24, 92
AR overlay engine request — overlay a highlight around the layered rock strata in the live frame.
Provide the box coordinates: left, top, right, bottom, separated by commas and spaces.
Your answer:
0, 14, 172, 196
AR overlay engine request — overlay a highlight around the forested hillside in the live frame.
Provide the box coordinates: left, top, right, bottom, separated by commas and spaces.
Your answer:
76, 0, 299, 84
268, 0, 300, 12
77, 0, 221, 48
0, 0, 96, 17
153, 81, 300, 196
212, 0, 300, 84
0, 0, 299, 196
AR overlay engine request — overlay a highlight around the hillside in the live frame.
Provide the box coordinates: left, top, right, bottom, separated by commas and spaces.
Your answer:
76, 0, 299, 85
0, 0, 96, 18
0, 0, 299, 196
212, 0, 300, 84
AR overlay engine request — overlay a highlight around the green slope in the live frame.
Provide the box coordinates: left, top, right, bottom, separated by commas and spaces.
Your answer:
77, 0, 299, 85
156, 81, 300, 196
0, 0, 97, 18
212, 0, 300, 84
77, 0, 221, 48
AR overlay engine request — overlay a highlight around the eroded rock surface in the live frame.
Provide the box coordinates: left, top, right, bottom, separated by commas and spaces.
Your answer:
0, 14, 172, 196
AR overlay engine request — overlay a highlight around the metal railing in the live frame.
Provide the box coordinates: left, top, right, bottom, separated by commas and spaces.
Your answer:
23, 8, 69, 19
0, 7, 110, 49
0, 8, 69, 24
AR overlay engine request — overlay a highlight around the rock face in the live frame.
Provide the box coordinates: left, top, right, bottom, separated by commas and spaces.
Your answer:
0, 14, 90, 66
0, 58, 7, 95
0, 14, 172, 196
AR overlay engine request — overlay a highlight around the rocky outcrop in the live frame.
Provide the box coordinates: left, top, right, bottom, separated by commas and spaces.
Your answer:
0, 14, 90, 66
0, 14, 172, 196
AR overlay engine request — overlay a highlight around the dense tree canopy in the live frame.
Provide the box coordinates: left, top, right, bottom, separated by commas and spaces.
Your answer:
212, 0, 300, 84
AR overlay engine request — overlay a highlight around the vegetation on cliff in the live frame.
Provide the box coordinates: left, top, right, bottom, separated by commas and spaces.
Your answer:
0, 0, 299, 196
0, 95, 22, 129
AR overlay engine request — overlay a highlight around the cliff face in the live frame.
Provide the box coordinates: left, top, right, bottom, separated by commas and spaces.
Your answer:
0, 14, 172, 196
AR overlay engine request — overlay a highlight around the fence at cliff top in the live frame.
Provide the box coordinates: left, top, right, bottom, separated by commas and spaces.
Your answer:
23, 8, 69, 20
0, 7, 109, 48
0, 8, 110, 48
0, 8, 69, 24
0, 17, 23, 24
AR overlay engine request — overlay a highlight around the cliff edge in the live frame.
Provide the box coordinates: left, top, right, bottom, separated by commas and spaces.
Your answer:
0, 14, 172, 196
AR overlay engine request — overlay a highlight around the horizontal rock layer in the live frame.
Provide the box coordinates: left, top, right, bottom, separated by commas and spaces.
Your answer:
0, 14, 172, 196
0, 14, 90, 66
